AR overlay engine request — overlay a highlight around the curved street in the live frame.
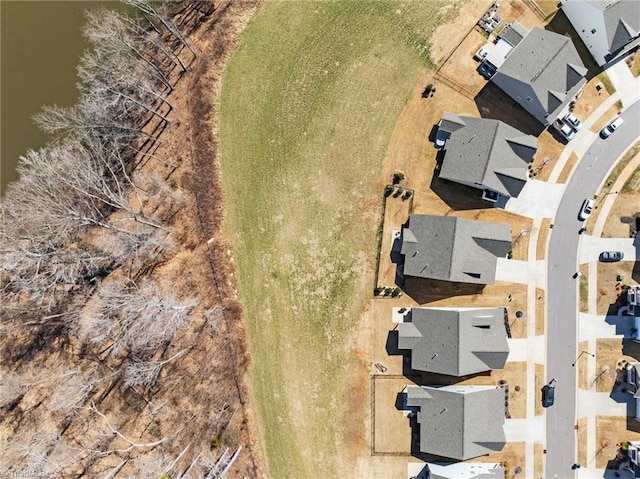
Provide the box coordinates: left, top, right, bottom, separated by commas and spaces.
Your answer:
546, 100, 640, 478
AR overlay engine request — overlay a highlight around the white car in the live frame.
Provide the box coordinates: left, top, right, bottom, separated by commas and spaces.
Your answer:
578, 197, 595, 221
564, 113, 582, 131
554, 119, 575, 141
600, 117, 624, 138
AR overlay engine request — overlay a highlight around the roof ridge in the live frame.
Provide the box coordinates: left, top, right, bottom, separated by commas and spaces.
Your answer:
532, 35, 570, 84
481, 120, 501, 186
448, 216, 459, 283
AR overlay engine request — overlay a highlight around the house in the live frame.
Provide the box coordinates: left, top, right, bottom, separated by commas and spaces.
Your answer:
628, 441, 640, 477
400, 215, 511, 285
478, 22, 529, 77
405, 384, 506, 460
411, 462, 505, 479
562, 0, 640, 67
625, 362, 640, 419
491, 27, 588, 125
436, 113, 538, 199
397, 307, 509, 376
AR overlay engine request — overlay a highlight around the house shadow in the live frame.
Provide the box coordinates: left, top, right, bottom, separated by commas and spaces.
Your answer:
473, 82, 546, 137
604, 313, 635, 337
545, 9, 600, 79
402, 276, 485, 305
427, 123, 440, 143
429, 168, 495, 212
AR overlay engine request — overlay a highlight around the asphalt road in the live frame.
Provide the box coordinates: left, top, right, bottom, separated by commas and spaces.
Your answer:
546, 101, 640, 479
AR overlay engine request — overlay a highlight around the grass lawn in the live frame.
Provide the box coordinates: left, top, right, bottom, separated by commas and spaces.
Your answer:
218, 2, 469, 477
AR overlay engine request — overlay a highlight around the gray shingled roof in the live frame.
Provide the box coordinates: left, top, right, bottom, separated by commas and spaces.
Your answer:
406, 385, 506, 460
400, 215, 511, 284
397, 307, 509, 376
562, 0, 640, 66
438, 113, 538, 197
500, 22, 528, 47
491, 27, 587, 124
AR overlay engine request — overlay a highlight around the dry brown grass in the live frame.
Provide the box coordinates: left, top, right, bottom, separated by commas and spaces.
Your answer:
531, 131, 563, 182
595, 416, 640, 468
595, 339, 624, 392
577, 416, 587, 467
533, 0, 558, 16
373, 376, 413, 454
629, 50, 640, 77
596, 261, 636, 315
534, 443, 544, 479
537, 219, 551, 260
573, 74, 613, 120
535, 363, 544, 416
591, 105, 622, 134
478, 441, 526, 475
536, 288, 545, 336
456, 362, 527, 418
578, 340, 589, 389
580, 263, 589, 313
602, 192, 640, 239
557, 153, 579, 184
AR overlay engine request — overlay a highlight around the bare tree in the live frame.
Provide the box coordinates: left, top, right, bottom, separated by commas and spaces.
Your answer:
124, 348, 189, 388
80, 278, 196, 357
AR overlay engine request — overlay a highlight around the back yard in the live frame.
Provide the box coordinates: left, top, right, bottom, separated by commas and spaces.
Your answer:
218, 1, 490, 477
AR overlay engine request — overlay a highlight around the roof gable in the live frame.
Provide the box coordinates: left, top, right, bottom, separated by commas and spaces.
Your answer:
438, 115, 537, 197
401, 215, 511, 284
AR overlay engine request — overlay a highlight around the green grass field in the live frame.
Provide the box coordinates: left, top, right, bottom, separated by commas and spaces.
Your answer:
218, 2, 464, 477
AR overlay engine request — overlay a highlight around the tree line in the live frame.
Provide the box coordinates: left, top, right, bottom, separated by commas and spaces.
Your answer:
0, 1, 251, 477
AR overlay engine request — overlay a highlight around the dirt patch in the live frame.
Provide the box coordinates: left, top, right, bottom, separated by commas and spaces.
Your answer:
595, 416, 640, 469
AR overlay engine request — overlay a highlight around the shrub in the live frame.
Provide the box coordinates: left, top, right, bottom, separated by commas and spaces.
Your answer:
374, 286, 384, 296
385, 287, 394, 295
384, 185, 394, 197
393, 188, 402, 197
392, 287, 402, 297
392, 172, 405, 184
403, 190, 413, 199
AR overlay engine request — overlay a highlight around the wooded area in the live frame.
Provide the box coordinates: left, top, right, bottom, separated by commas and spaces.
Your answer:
0, 1, 261, 477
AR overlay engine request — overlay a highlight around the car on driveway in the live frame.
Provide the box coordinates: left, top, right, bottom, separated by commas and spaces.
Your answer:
564, 113, 582, 131
578, 197, 595, 221
599, 251, 624, 262
600, 116, 624, 138
553, 119, 575, 141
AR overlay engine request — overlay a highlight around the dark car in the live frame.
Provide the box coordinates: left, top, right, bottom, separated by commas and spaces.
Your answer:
542, 383, 555, 408
599, 251, 624, 262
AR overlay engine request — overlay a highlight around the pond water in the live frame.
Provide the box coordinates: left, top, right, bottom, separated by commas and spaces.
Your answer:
1, 1, 123, 194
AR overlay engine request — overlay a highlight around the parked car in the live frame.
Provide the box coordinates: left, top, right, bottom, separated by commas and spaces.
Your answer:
600, 116, 624, 138
564, 113, 582, 131
599, 251, 624, 262
554, 119, 575, 141
578, 197, 595, 221
542, 382, 555, 408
